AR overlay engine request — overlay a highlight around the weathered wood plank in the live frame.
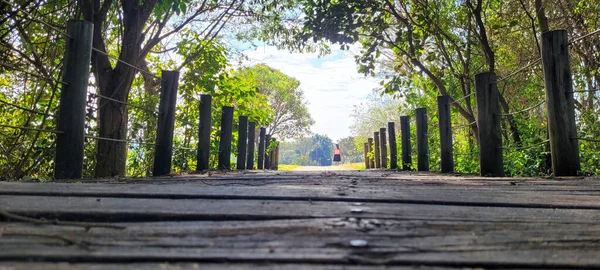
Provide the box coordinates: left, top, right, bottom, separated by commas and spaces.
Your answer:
0, 263, 451, 270
1, 195, 600, 223
1, 178, 600, 210
2, 219, 600, 267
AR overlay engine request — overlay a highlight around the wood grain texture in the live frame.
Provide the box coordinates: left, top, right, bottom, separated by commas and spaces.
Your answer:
1, 171, 600, 269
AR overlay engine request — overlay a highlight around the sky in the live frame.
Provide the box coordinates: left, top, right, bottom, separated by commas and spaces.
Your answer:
239, 44, 381, 142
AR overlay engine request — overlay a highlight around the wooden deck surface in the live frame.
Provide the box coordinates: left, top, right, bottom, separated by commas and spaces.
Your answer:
1, 170, 600, 269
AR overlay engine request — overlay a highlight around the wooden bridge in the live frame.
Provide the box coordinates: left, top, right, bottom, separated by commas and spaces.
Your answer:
2, 170, 600, 269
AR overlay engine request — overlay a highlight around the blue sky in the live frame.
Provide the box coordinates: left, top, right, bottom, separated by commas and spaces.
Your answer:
239, 44, 381, 142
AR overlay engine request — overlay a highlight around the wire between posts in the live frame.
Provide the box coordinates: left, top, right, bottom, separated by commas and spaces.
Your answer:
452, 121, 476, 130
450, 92, 474, 105
494, 58, 542, 84
90, 47, 161, 80
0, 0, 71, 39
499, 139, 549, 151
173, 146, 196, 151
0, 123, 63, 134
84, 135, 157, 146
89, 93, 158, 115
573, 137, 600, 143
0, 98, 54, 117
568, 29, 600, 45
568, 88, 600, 94
497, 100, 546, 117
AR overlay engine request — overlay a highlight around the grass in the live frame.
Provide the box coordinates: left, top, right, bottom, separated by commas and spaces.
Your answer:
278, 164, 300, 171
341, 162, 366, 170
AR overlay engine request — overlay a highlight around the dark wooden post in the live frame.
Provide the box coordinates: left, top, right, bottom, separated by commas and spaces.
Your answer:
541, 30, 580, 176
416, 108, 429, 171
437, 95, 454, 173
400, 116, 412, 170
257, 127, 266, 169
379, 127, 387, 168
264, 135, 272, 169
54, 20, 93, 179
152, 71, 180, 176
363, 142, 370, 169
236, 116, 248, 170
374, 131, 381, 168
475, 72, 503, 177
218, 106, 234, 170
196, 94, 212, 171
388, 122, 398, 170
272, 143, 280, 170
368, 138, 374, 168
246, 122, 256, 169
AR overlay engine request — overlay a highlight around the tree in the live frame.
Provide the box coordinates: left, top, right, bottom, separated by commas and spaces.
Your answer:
236, 64, 313, 139
337, 136, 363, 163
78, 0, 301, 176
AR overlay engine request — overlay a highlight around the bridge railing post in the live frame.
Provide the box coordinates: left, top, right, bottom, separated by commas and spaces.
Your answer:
379, 127, 388, 168
257, 127, 266, 169
196, 94, 212, 171
541, 30, 580, 176
264, 135, 272, 169
246, 122, 256, 169
388, 122, 398, 170
400, 116, 412, 170
363, 142, 370, 169
416, 108, 429, 171
475, 72, 503, 177
373, 131, 381, 168
152, 71, 180, 176
54, 20, 93, 179
437, 95, 454, 173
368, 138, 374, 168
236, 116, 248, 170
218, 106, 234, 170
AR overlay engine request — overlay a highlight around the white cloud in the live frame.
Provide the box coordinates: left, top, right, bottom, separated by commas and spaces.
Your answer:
240, 44, 381, 142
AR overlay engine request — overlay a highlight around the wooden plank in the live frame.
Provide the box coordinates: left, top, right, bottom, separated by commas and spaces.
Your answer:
2, 219, 600, 267
0, 263, 450, 270
2, 177, 600, 209
2, 195, 600, 223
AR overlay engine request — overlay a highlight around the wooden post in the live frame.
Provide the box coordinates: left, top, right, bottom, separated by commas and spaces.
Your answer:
367, 138, 374, 168
373, 131, 381, 168
400, 116, 412, 171
437, 95, 454, 173
152, 71, 180, 176
218, 106, 234, 170
541, 30, 580, 176
257, 127, 266, 169
246, 122, 256, 169
196, 94, 212, 171
416, 108, 429, 171
379, 127, 387, 168
400, 116, 412, 170
388, 122, 398, 170
475, 72, 503, 177
236, 116, 248, 170
264, 135, 272, 169
363, 142, 370, 169
54, 20, 93, 179
272, 143, 280, 170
